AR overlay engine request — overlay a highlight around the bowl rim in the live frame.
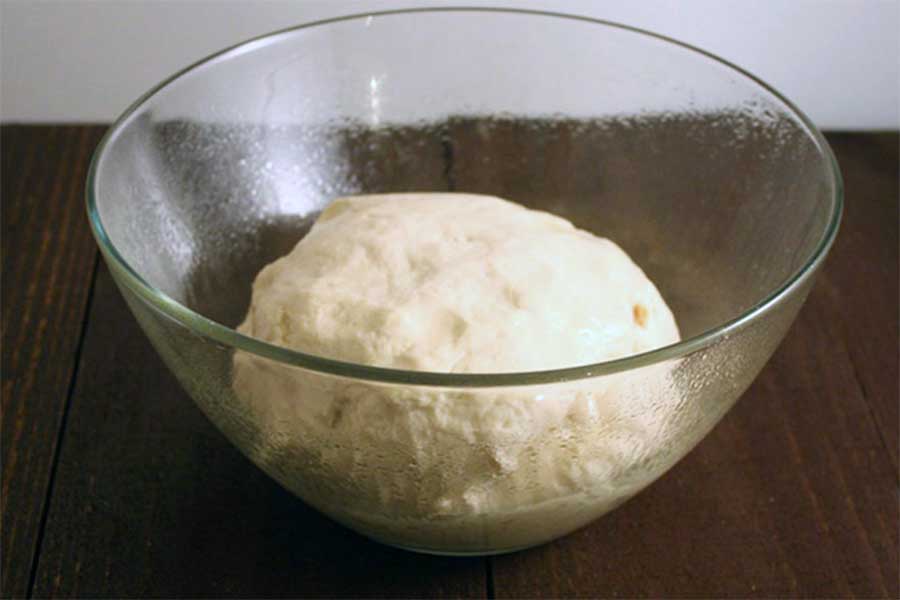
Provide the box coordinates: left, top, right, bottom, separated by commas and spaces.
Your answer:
85, 6, 843, 388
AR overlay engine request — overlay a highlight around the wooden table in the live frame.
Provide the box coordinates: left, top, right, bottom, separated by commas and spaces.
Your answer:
2, 126, 897, 599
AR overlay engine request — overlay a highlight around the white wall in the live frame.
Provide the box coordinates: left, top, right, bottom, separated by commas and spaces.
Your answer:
1, 0, 898, 129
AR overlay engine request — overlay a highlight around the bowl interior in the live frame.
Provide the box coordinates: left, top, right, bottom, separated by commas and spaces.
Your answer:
92, 9, 838, 362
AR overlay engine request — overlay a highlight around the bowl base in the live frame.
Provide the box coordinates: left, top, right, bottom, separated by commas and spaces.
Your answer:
374, 538, 539, 557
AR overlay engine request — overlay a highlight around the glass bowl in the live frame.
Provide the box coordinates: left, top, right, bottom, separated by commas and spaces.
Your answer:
86, 8, 842, 555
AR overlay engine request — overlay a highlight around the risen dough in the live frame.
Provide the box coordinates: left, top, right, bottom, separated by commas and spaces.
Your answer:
233, 193, 681, 552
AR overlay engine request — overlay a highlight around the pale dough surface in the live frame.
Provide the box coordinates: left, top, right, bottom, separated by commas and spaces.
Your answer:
239, 193, 678, 371
233, 193, 681, 551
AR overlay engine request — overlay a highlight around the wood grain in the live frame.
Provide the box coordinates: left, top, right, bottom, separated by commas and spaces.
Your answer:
2, 126, 896, 599
30, 122, 481, 598
442, 123, 898, 598
30, 265, 486, 599
0, 125, 105, 598
488, 269, 898, 598
815, 133, 898, 470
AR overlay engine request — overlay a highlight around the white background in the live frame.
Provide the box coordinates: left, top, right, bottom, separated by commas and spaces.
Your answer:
1, 0, 898, 129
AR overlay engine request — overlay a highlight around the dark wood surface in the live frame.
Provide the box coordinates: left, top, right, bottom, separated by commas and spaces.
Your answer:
1, 125, 897, 599
1, 127, 105, 599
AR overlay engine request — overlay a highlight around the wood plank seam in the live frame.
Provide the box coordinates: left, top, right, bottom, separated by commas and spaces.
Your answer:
11, 126, 894, 598
29, 125, 489, 599
25, 252, 100, 599
840, 329, 898, 479
2, 125, 105, 598
486, 557, 496, 599
813, 336, 893, 596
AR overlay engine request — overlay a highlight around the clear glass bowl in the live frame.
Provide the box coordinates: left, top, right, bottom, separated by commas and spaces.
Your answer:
87, 8, 841, 555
